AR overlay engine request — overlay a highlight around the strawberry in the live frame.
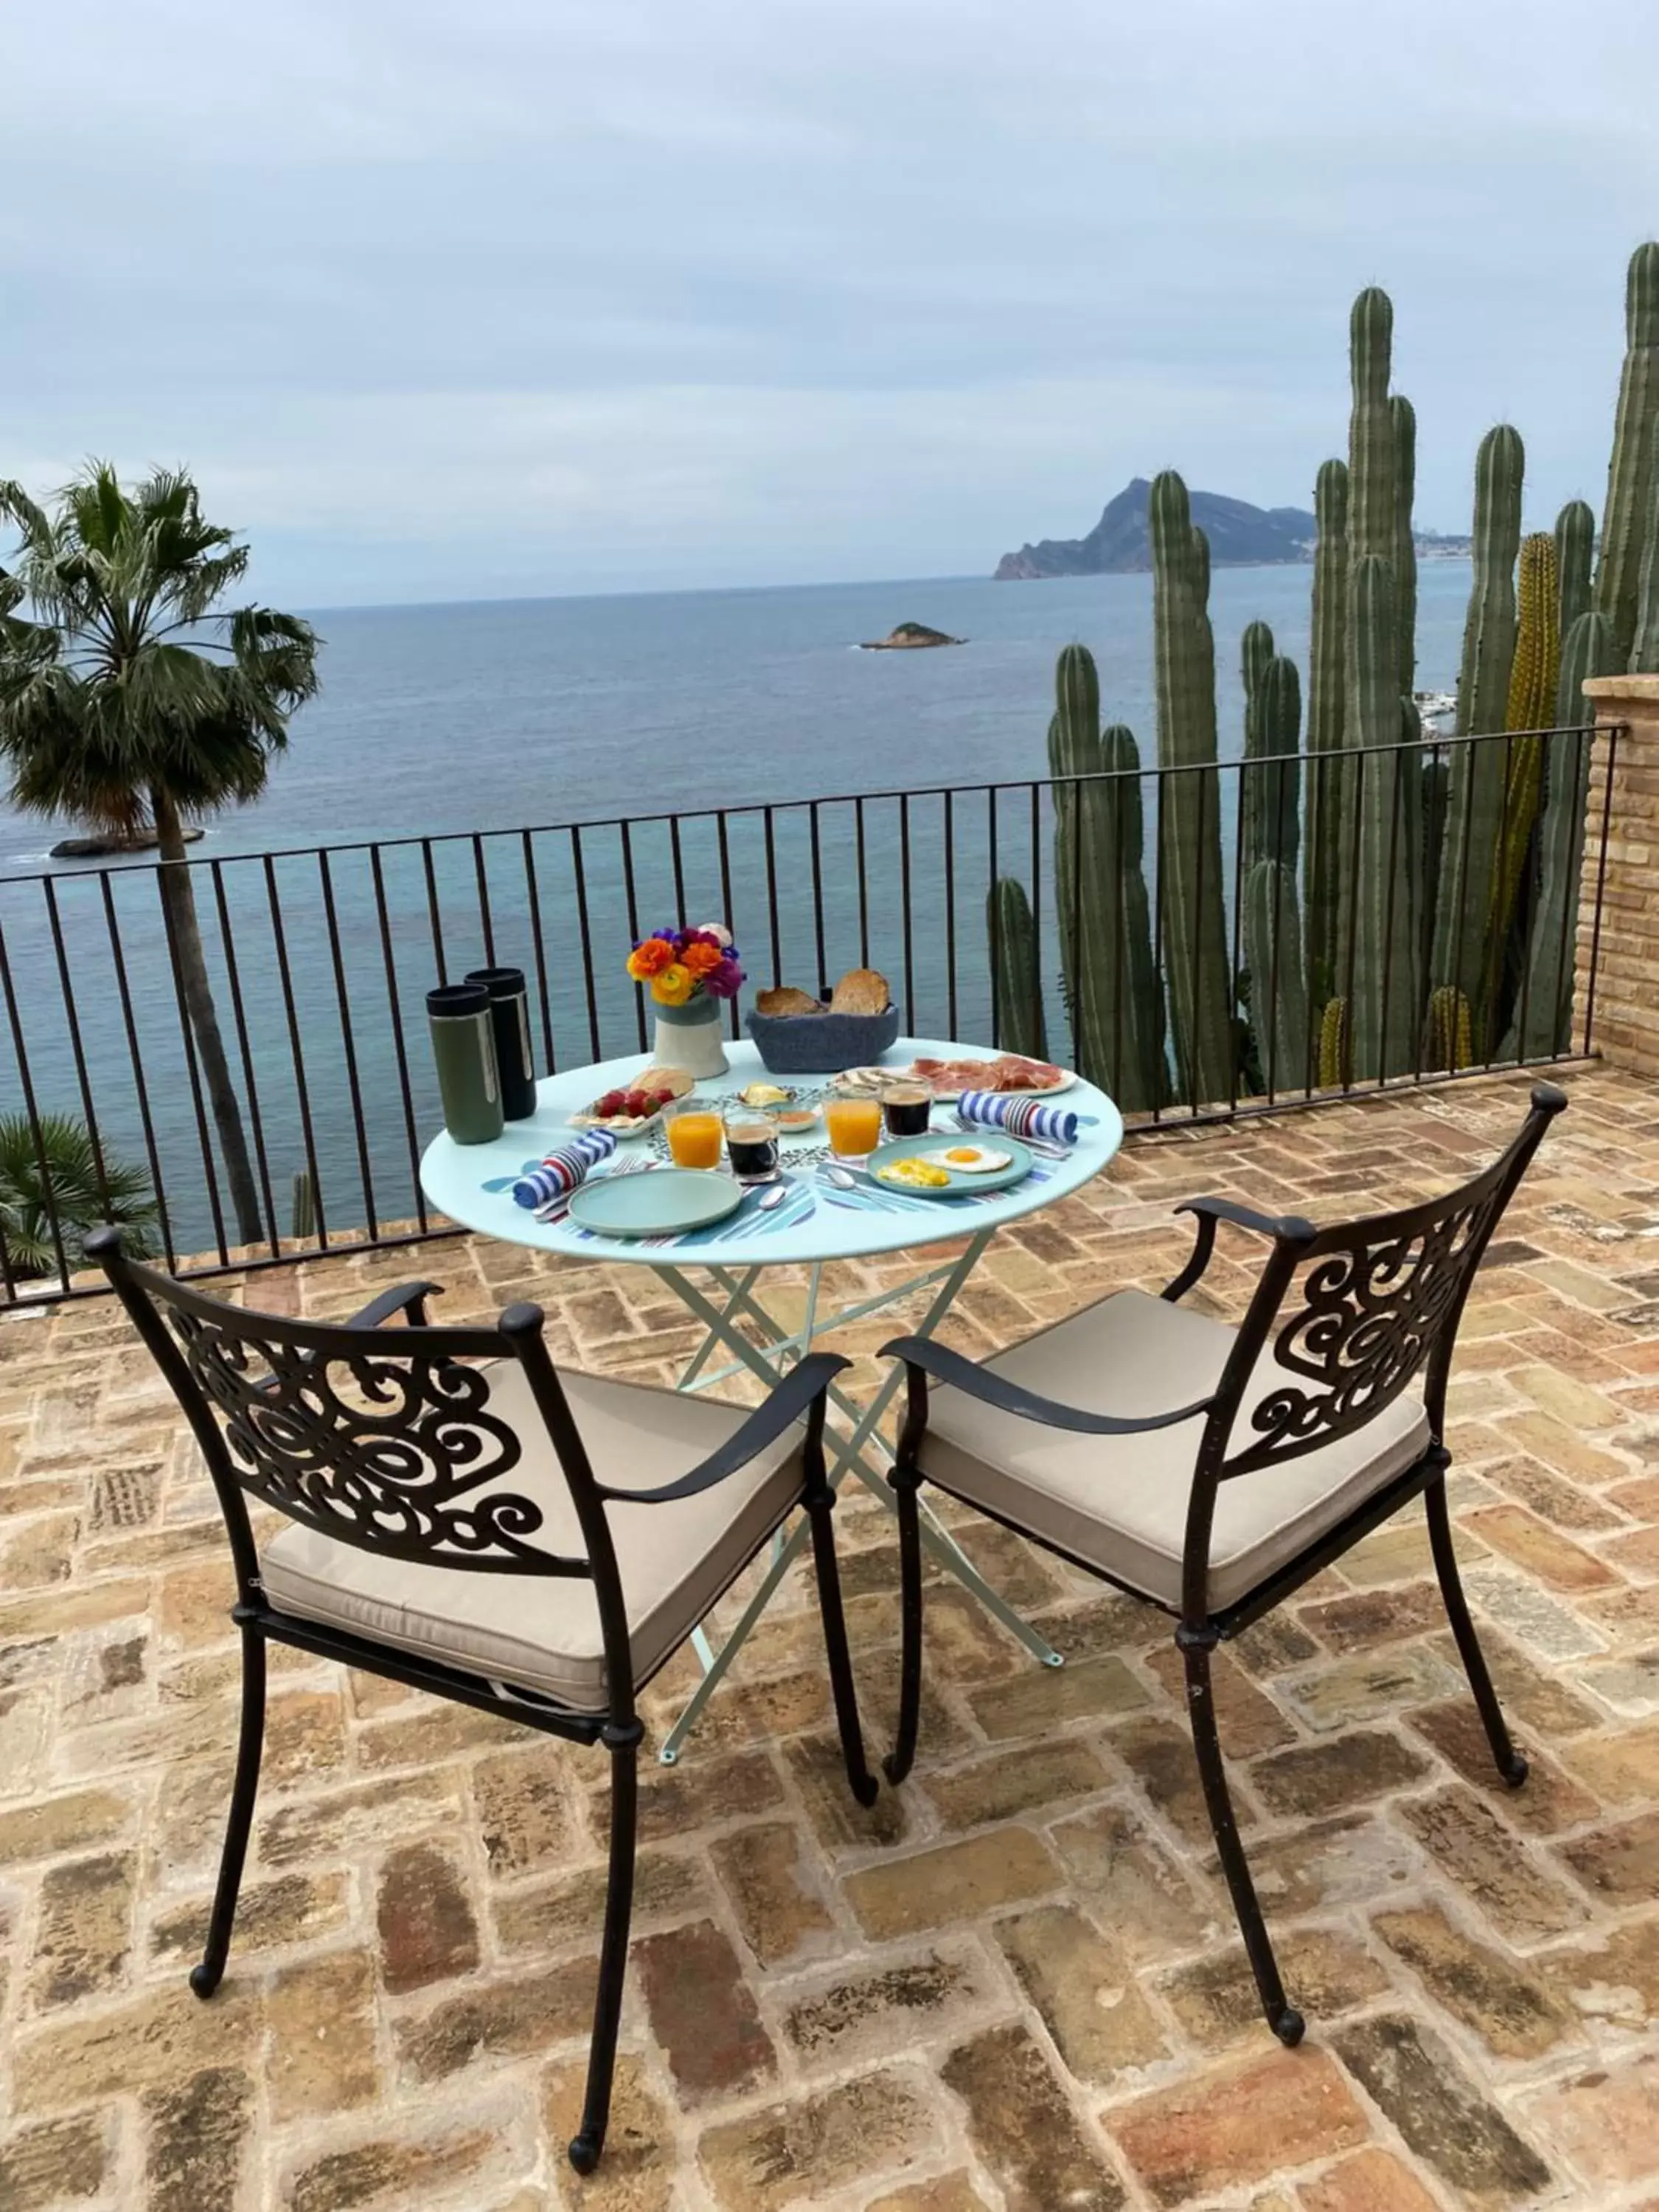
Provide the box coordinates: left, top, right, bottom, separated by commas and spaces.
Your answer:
594, 1090, 626, 1117
622, 1091, 649, 1116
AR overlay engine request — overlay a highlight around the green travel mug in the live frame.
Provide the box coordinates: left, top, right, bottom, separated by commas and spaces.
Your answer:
427, 983, 504, 1144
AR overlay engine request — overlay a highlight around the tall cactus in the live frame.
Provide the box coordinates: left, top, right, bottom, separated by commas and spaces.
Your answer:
1244, 653, 1302, 879
1349, 554, 1419, 1077
1391, 393, 1417, 698
1630, 458, 1659, 673
1242, 858, 1308, 1094
1241, 620, 1275, 744
1048, 645, 1165, 1111
1514, 608, 1619, 1057
1556, 498, 1596, 647
1348, 288, 1397, 565
1481, 534, 1561, 1032
1596, 241, 1659, 664
1305, 458, 1350, 1012
1430, 423, 1525, 1038
1150, 471, 1232, 1106
987, 879, 1047, 1060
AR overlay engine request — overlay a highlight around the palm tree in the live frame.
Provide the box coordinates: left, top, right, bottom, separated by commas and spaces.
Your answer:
0, 1112, 157, 1279
0, 465, 319, 1245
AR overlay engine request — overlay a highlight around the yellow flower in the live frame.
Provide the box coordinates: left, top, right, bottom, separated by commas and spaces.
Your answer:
650, 963, 693, 1006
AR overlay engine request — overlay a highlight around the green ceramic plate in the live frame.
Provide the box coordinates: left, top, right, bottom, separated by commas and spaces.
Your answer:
866, 1133, 1032, 1197
567, 1166, 743, 1239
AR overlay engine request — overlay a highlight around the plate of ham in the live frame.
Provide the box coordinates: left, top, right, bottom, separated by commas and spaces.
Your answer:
834, 1054, 1076, 1102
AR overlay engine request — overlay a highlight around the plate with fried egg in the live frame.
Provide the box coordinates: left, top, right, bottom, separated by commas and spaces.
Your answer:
869, 1133, 1032, 1198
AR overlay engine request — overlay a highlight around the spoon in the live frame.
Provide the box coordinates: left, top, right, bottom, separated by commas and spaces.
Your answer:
757, 1181, 789, 1211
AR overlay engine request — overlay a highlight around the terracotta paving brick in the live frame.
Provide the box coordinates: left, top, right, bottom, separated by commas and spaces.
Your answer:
4, 1065, 1659, 2204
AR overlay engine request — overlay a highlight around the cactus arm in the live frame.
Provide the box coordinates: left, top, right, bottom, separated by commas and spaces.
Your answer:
1479, 534, 1560, 1036
1430, 422, 1525, 1036
1555, 498, 1596, 646
1349, 554, 1419, 1078
1242, 857, 1308, 1096
1630, 451, 1659, 674
1391, 393, 1417, 698
1596, 242, 1659, 665
1305, 457, 1350, 1013
987, 878, 1048, 1060
1348, 289, 1397, 565
1150, 472, 1232, 1107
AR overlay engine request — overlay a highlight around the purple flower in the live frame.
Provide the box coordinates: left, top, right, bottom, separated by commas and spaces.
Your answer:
703, 956, 744, 999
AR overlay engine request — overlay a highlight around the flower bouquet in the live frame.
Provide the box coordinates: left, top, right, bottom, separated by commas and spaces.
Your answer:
626, 922, 744, 1077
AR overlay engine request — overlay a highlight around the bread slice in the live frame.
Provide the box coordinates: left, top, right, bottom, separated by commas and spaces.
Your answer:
757, 985, 824, 1016
830, 967, 891, 1015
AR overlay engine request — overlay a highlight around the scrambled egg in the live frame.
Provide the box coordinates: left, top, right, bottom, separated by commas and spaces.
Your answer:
876, 1158, 952, 1190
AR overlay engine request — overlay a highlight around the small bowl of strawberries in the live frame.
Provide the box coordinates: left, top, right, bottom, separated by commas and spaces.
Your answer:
568, 1062, 695, 1137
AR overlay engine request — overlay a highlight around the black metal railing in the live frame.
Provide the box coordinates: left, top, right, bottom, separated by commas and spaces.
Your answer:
0, 723, 1615, 1302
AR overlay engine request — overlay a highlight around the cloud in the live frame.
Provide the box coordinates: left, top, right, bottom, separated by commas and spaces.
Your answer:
5, 0, 1655, 602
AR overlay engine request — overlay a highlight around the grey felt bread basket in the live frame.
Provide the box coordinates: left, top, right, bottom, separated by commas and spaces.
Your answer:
745, 1004, 902, 1074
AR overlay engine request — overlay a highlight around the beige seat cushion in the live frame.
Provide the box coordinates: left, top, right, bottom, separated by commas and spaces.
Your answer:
919, 1289, 1430, 1613
261, 1361, 804, 1713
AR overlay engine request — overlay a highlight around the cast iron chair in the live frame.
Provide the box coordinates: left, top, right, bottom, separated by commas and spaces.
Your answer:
877, 1083, 1566, 2045
91, 1231, 878, 2176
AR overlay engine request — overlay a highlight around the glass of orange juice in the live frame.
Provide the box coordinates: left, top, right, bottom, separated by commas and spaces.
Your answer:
825, 1095, 883, 1166
664, 1101, 723, 1170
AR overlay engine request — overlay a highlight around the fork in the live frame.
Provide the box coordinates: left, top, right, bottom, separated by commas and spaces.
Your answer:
535, 1155, 659, 1222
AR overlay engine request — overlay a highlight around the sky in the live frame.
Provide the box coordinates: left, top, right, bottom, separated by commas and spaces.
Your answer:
5, 0, 1656, 608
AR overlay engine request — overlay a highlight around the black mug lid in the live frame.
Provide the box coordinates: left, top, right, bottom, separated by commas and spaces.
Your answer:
465, 966, 527, 998
427, 982, 491, 1017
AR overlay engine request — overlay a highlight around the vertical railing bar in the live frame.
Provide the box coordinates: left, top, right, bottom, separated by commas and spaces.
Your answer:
319, 850, 378, 1239
421, 839, 447, 981
619, 821, 647, 1052
808, 802, 827, 994
1342, 751, 1365, 1093
987, 788, 1001, 1048
1582, 722, 1618, 1055
1264, 788, 1284, 1103
41, 879, 115, 1221
100, 873, 176, 1270
156, 871, 230, 1269
1029, 782, 1043, 1051
669, 814, 687, 925
855, 798, 870, 969
1188, 762, 1209, 1117
369, 845, 428, 1235
1412, 743, 1434, 1089
1111, 762, 1127, 1094
471, 834, 496, 967
717, 812, 740, 1039
1228, 759, 1246, 1113
763, 807, 782, 985
1150, 766, 1167, 1123
944, 789, 958, 1040
521, 830, 556, 1072
1485, 734, 1519, 1071
1513, 735, 1543, 1064
1306, 752, 1323, 1100
208, 862, 280, 1254
1377, 739, 1405, 1088
0, 913, 73, 1294
1547, 730, 1583, 1061
900, 793, 916, 1032
1450, 730, 1479, 1074
265, 854, 328, 1249
570, 824, 603, 1063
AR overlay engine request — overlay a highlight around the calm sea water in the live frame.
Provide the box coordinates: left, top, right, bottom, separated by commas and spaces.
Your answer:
0, 562, 1475, 1266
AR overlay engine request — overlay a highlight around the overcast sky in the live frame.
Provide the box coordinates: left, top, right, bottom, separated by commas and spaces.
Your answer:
6, 0, 1655, 608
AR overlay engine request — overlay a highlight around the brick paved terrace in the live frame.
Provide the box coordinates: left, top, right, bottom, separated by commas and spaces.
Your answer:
4, 1063, 1659, 2211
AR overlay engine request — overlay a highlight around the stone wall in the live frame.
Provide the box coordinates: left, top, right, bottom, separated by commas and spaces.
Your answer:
1582, 675, 1659, 1079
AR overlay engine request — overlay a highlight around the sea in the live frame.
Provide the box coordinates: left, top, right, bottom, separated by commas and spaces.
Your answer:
0, 561, 1475, 1265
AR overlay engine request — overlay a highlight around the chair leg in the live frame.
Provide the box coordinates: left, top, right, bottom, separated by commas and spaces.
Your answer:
568, 1728, 639, 2177
805, 1490, 880, 1809
1180, 1629, 1304, 2047
884, 1464, 925, 1787
191, 1623, 266, 1999
1425, 1470, 1527, 1787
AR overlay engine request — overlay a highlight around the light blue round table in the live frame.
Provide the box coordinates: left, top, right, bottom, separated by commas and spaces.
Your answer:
421, 1037, 1124, 1759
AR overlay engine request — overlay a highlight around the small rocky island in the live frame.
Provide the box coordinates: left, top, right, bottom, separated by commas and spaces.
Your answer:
50, 824, 204, 858
860, 621, 965, 650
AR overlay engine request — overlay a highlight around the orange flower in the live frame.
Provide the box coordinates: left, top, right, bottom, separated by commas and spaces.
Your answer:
627, 936, 674, 981
650, 963, 694, 1006
680, 939, 723, 978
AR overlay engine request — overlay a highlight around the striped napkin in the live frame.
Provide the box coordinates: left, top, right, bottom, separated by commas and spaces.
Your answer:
512, 1130, 617, 1208
958, 1090, 1079, 1146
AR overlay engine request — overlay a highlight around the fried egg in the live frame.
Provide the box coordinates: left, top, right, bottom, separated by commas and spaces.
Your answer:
922, 1144, 1010, 1173
876, 1158, 952, 1189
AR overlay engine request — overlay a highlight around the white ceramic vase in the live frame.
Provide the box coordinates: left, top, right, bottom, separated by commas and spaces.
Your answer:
651, 993, 729, 1079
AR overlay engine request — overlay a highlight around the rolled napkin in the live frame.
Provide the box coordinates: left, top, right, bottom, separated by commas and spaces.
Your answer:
512, 1129, 617, 1208
958, 1089, 1079, 1147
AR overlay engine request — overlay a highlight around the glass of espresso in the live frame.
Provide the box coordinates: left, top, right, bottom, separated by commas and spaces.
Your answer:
723, 1112, 781, 1184
881, 1080, 933, 1138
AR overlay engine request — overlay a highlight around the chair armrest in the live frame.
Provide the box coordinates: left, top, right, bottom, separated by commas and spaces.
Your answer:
597, 1352, 852, 1504
1162, 1196, 1315, 1302
344, 1281, 445, 1331
878, 1336, 1214, 1437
